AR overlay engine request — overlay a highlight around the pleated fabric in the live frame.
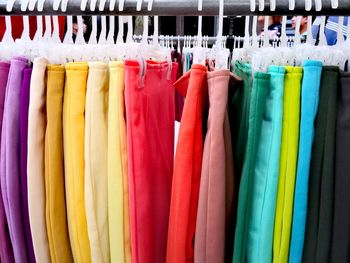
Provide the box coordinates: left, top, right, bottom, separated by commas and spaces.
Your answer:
125, 60, 178, 263
273, 66, 303, 263
19, 67, 36, 263
330, 71, 350, 263
63, 62, 92, 263
166, 64, 207, 263
27, 57, 51, 263
289, 60, 323, 263
108, 61, 131, 263
0, 61, 14, 263
45, 65, 74, 263
247, 66, 285, 263
0, 56, 29, 262
194, 69, 235, 263
302, 66, 339, 263
233, 72, 270, 263
84, 62, 110, 263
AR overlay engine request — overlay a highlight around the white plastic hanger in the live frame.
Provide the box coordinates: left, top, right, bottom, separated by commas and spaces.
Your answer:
153, 16, 159, 46
81, 0, 88, 10
319, 16, 327, 45
98, 16, 107, 44
331, 0, 338, 9
37, 0, 46, 12
252, 16, 258, 49
63, 15, 73, 44
21, 16, 31, 41
193, 0, 206, 65
263, 16, 269, 47
280, 16, 287, 47
109, 0, 116, 11
141, 16, 149, 45
137, 0, 142, 11
43, 16, 52, 41
119, 0, 125, 11
28, 0, 37, 11
90, 0, 97, 11
147, 0, 154, 11
89, 16, 98, 44
117, 16, 125, 43
107, 16, 116, 44
259, 0, 264, 11
99, 0, 107, 11
243, 16, 250, 48
294, 16, 301, 45
7, 0, 16, 12
34, 16, 43, 41
215, 0, 230, 69
270, 0, 276, 11
52, 16, 61, 43
21, 0, 31, 11
289, 0, 295, 10
126, 16, 133, 44
305, 0, 312, 11
336, 16, 345, 46
53, 0, 62, 10
315, 0, 322, 12
61, 0, 69, 11
75, 16, 86, 44
250, 0, 255, 12
306, 16, 313, 45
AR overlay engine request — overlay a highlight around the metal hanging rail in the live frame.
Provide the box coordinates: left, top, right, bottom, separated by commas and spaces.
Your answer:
0, 0, 350, 16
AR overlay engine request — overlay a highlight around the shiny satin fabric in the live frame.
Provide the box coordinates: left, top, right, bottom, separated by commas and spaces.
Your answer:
108, 61, 131, 263
84, 62, 110, 263
166, 64, 207, 263
194, 69, 236, 263
45, 65, 74, 263
63, 62, 92, 263
125, 60, 178, 263
273, 66, 303, 263
1, 56, 30, 262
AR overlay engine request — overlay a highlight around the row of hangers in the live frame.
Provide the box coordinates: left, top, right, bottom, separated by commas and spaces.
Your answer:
0, 1, 349, 73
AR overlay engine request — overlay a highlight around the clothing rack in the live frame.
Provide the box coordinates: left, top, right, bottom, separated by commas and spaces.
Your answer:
0, 0, 350, 16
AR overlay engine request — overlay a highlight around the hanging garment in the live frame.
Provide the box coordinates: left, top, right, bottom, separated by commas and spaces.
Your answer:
330, 71, 350, 263
108, 61, 131, 263
45, 65, 74, 263
194, 69, 236, 263
63, 62, 92, 263
84, 62, 110, 263
273, 66, 303, 263
27, 57, 51, 263
19, 67, 36, 263
289, 60, 323, 263
226, 73, 243, 263
166, 64, 207, 263
231, 61, 253, 180
233, 71, 270, 263
302, 66, 339, 263
247, 66, 285, 263
0, 56, 29, 262
125, 60, 178, 263
0, 61, 14, 263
